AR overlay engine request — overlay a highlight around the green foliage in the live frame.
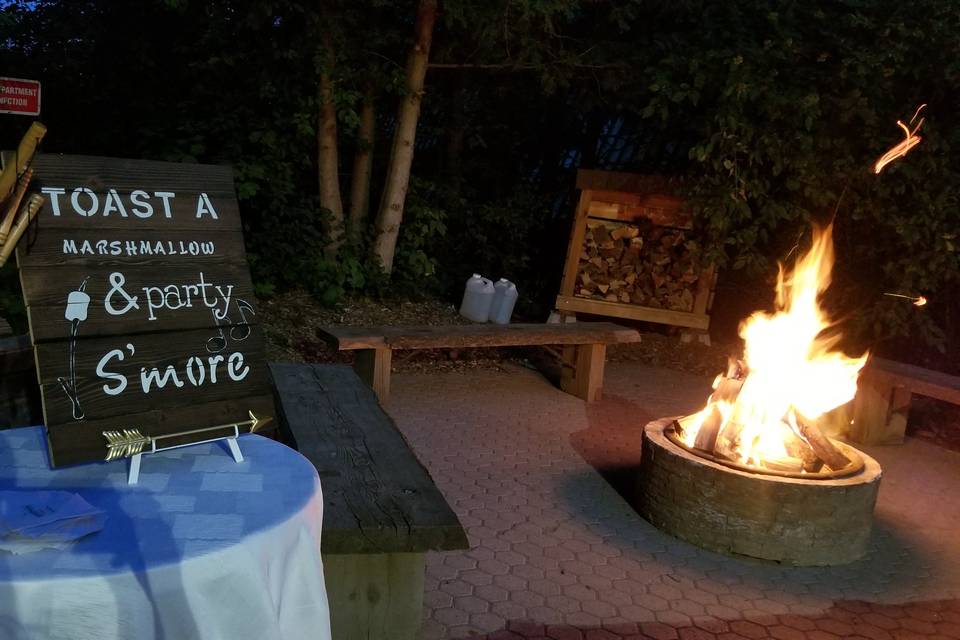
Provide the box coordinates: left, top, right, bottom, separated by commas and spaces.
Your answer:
245, 198, 376, 306
636, 1, 960, 352
390, 178, 448, 297
0, 0, 957, 362
403, 179, 559, 316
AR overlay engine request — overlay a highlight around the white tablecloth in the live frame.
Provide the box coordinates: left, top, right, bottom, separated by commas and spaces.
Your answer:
0, 426, 331, 640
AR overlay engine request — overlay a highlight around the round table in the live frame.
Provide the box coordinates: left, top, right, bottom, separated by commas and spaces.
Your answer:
0, 426, 331, 640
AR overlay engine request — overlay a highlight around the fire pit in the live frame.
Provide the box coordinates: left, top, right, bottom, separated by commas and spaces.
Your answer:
634, 226, 883, 565
636, 417, 881, 565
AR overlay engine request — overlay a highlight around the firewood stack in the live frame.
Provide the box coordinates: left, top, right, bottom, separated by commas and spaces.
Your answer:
575, 219, 702, 312
674, 359, 853, 474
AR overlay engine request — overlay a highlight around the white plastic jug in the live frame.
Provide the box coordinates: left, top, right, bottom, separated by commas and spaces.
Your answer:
459, 274, 495, 322
489, 278, 518, 325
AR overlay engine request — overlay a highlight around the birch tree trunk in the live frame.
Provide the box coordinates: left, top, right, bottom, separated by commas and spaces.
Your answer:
371, 0, 438, 274
318, 47, 344, 258
347, 84, 376, 233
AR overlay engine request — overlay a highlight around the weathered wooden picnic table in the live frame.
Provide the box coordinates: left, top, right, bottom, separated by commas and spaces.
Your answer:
270, 363, 467, 640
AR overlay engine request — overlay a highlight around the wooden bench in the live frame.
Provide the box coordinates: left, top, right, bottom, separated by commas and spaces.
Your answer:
318, 322, 641, 404
270, 363, 468, 640
850, 357, 960, 445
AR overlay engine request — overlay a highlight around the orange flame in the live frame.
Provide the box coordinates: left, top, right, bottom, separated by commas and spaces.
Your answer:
874, 104, 926, 174
680, 226, 868, 469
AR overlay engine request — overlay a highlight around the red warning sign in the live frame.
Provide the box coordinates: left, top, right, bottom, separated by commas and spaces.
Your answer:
0, 77, 41, 116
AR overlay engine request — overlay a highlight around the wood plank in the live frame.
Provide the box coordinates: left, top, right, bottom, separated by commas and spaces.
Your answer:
320, 322, 640, 351
576, 169, 680, 196
586, 189, 691, 228
693, 265, 717, 315
886, 385, 913, 444
270, 363, 468, 554
556, 294, 710, 330
850, 370, 903, 445
31, 153, 236, 193
35, 328, 269, 425
386, 322, 640, 349
23, 263, 257, 342
28, 154, 241, 231
559, 190, 592, 298
46, 393, 276, 467
25, 189, 242, 232
315, 326, 387, 350
867, 357, 960, 404
323, 553, 424, 640
354, 348, 391, 404
560, 343, 606, 402
16, 229, 249, 268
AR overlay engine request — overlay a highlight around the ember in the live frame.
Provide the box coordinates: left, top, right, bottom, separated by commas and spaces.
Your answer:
874, 103, 926, 174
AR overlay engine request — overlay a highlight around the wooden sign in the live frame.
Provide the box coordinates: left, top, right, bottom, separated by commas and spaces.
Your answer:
14, 154, 274, 467
0, 78, 41, 116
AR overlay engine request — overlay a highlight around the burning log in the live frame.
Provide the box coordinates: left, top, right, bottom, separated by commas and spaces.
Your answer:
673, 347, 857, 476
761, 455, 805, 474
783, 429, 824, 473
673, 414, 694, 440
692, 406, 722, 452
725, 359, 748, 380
793, 414, 851, 471
692, 360, 748, 453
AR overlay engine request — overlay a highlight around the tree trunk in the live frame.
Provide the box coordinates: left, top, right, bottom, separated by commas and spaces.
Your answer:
371, 0, 438, 274
318, 41, 344, 258
348, 83, 376, 234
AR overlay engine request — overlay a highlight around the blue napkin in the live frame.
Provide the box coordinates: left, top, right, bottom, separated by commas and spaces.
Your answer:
0, 490, 106, 554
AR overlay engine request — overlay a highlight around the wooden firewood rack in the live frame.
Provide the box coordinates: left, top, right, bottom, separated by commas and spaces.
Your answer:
555, 169, 717, 332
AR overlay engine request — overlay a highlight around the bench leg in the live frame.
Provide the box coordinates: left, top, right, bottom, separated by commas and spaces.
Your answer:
323, 552, 424, 640
850, 372, 910, 445
560, 343, 606, 402
354, 348, 392, 404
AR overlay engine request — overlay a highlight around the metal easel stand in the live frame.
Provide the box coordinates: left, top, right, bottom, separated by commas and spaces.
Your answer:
104, 411, 269, 485
126, 425, 244, 485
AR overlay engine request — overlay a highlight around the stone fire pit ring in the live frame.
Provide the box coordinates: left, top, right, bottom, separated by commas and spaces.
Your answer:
635, 417, 882, 566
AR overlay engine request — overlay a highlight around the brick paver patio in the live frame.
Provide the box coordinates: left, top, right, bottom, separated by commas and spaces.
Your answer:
386, 361, 960, 639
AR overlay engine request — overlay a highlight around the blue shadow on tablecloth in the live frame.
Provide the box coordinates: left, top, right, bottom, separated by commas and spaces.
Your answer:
0, 426, 319, 638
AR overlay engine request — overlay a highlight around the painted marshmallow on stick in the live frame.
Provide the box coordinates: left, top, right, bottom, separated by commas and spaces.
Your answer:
58, 277, 91, 420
